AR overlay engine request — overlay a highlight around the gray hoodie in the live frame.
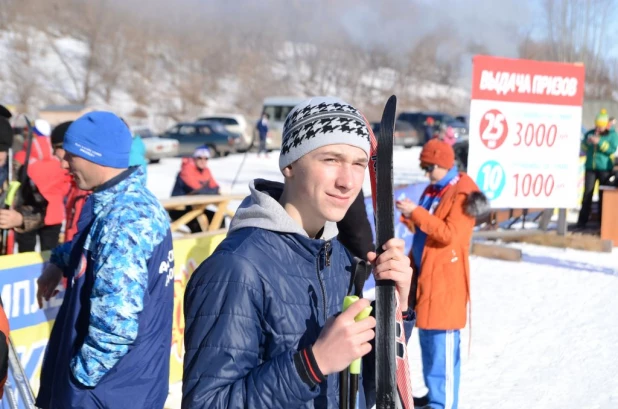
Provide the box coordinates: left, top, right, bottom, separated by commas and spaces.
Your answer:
229, 178, 339, 240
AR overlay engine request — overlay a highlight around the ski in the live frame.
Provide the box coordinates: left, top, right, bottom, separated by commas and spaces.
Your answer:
368, 95, 413, 409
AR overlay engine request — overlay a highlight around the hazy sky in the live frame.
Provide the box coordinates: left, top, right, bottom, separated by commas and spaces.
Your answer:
114, 0, 536, 56
108, 0, 618, 86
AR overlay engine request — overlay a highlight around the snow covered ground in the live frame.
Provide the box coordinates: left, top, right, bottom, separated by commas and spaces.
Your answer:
155, 148, 618, 409
146, 147, 428, 203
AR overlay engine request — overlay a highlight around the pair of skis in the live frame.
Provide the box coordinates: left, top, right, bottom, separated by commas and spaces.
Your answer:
340, 96, 414, 409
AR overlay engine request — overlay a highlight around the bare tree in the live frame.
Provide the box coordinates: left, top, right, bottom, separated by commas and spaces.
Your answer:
5, 25, 42, 113
531, 0, 617, 98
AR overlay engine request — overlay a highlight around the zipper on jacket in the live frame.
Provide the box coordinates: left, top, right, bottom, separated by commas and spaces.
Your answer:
325, 241, 331, 267
316, 242, 330, 322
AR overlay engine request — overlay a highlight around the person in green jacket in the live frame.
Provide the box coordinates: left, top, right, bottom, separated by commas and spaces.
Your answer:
576, 109, 618, 229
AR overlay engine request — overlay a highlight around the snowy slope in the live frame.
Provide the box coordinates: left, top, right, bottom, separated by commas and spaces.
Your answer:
157, 148, 618, 409
147, 147, 427, 205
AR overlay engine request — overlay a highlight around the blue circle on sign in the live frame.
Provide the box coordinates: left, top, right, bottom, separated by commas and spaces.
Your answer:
476, 160, 506, 200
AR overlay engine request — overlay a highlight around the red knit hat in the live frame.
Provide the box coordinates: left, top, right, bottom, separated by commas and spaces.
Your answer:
420, 139, 455, 169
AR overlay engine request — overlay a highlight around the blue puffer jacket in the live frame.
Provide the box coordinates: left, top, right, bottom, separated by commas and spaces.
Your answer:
36, 166, 174, 409
182, 179, 414, 409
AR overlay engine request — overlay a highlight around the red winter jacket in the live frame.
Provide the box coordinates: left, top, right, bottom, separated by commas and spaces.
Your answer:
171, 158, 220, 196
14, 135, 70, 226
64, 178, 91, 242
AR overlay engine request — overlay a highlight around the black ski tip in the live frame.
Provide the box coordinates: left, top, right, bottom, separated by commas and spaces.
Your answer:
386, 94, 397, 106
379, 95, 398, 138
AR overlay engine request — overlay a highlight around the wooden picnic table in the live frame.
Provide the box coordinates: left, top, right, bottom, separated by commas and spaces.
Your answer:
160, 194, 245, 234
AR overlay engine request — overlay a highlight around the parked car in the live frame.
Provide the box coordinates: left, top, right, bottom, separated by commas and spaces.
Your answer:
398, 111, 468, 141
132, 126, 178, 163
160, 120, 242, 157
196, 114, 254, 152
371, 120, 421, 148
455, 115, 469, 126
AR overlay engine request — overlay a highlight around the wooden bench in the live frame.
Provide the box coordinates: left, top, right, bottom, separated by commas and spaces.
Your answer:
160, 194, 245, 234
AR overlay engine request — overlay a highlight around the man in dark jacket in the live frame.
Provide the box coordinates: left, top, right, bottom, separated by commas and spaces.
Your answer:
183, 97, 415, 408
34, 111, 174, 409
50, 121, 91, 243
1, 119, 70, 252
0, 105, 12, 190
256, 113, 269, 157
0, 107, 12, 254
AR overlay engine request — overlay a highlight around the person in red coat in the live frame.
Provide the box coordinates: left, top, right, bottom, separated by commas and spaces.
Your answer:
397, 139, 489, 409
169, 146, 221, 232
0, 119, 69, 252
51, 121, 91, 242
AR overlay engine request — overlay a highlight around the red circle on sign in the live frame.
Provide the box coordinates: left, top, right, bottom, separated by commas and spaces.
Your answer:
479, 109, 508, 149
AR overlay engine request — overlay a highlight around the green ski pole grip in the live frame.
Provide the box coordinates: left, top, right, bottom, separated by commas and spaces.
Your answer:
4, 181, 20, 207
342, 295, 373, 375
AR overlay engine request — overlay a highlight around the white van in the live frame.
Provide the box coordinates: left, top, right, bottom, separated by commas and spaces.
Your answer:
259, 97, 305, 150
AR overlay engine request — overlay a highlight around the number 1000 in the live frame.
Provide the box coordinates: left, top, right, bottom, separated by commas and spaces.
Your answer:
513, 173, 555, 197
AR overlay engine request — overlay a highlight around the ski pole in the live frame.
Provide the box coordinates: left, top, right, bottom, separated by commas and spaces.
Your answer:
3, 376, 21, 409
1, 180, 20, 255
7, 336, 36, 408
230, 147, 250, 190
341, 295, 372, 409
339, 362, 348, 409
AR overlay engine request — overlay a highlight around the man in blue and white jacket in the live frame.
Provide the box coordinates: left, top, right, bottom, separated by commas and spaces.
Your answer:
35, 111, 174, 409
183, 97, 415, 408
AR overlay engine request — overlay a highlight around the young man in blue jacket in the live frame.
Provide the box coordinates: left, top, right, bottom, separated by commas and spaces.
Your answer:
35, 111, 174, 409
183, 97, 415, 408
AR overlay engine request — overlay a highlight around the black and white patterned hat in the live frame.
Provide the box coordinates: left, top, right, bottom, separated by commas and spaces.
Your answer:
279, 96, 371, 170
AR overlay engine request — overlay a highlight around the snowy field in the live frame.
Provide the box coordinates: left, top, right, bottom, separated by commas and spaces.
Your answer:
155, 148, 618, 409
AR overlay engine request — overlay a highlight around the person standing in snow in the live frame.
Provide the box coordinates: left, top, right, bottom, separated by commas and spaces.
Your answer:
0, 105, 12, 191
129, 129, 148, 179
182, 97, 415, 408
0, 105, 14, 254
0, 119, 69, 252
50, 121, 91, 243
424, 116, 436, 144
35, 111, 174, 409
396, 139, 488, 409
256, 112, 269, 157
576, 109, 618, 229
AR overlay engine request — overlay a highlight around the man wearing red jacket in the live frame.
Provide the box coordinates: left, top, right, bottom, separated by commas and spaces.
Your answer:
51, 121, 91, 242
0, 119, 69, 252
